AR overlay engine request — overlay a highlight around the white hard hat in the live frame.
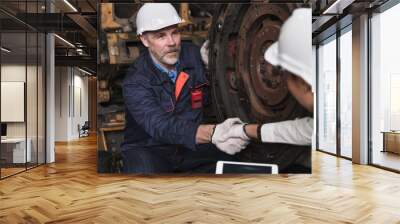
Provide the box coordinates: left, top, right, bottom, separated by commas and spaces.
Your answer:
136, 3, 183, 35
264, 8, 313, 88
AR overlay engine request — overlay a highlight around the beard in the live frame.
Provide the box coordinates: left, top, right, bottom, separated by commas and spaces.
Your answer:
152, 47, 181, 66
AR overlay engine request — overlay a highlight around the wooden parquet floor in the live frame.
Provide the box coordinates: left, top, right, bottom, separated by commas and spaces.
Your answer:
1, 135, 400, 224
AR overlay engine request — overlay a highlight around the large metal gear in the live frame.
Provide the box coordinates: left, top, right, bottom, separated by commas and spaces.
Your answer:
208, 4, 312, 172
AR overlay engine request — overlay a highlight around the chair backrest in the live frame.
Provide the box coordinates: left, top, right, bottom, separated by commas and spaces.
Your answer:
82, 121, 90, 129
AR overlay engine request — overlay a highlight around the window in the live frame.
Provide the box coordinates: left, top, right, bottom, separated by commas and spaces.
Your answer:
339, 28, 352, 158
370, 2, 400, 171
0, 1, 47, 179
318, 36, 337, 154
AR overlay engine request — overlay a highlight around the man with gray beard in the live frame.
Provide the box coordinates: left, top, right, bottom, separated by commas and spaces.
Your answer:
121, 3, 247, 173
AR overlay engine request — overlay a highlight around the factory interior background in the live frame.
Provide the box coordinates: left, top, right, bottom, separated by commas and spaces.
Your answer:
0, 0, 400, 222
97, 3, 312, 174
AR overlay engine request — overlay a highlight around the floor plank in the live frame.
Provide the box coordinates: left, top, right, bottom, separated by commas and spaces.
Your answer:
0, 135, 400, 223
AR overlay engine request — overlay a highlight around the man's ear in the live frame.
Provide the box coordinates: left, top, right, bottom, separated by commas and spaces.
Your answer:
139, 35, 149, 47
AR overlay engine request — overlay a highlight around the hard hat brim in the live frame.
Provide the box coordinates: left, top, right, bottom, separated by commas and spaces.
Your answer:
264, 42, 279, 66
264, 41, 313, 89
137, 21, 182, 35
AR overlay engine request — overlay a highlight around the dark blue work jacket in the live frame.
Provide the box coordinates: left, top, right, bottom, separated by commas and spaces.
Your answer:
122, 42, 209, 152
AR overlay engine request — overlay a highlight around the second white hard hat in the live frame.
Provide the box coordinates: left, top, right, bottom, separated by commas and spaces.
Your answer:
136, 3, 183, 35
264, 8, 313, 88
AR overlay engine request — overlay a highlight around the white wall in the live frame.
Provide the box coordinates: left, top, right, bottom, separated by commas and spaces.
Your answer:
1, 65, 41, 137
73, 73, 89, 137
1, 64, 46, 164
54, 67, 89, 141
55, 67, 69, 141
1, 65, 26, 140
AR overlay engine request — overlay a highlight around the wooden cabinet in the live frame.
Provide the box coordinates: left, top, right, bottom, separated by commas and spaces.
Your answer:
382, 132, 400, 154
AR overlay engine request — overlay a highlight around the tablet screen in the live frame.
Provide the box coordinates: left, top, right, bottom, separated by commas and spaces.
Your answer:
222, 163, 273, 174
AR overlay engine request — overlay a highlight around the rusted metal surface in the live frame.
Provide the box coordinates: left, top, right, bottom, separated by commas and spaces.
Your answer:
238, 5, 292, 122
210, 4, 309, 123
208, 4, 312, 172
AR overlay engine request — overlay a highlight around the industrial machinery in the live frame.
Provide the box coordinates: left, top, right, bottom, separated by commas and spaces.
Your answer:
98, 3, 311, 173
207, 4, 311, 172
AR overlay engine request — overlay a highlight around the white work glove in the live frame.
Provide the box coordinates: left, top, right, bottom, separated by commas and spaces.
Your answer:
227, 123, 251, 141
211, 118, 249, 155
215, 137, 248, 155
200, 40, 209, 69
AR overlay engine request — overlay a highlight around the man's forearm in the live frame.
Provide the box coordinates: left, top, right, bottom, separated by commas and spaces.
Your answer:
244, 124, 259, 139
195, 124, 216, 144
260, 117, 313, 145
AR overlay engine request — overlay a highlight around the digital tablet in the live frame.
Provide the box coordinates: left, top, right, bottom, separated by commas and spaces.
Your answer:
215, 161, 278, 174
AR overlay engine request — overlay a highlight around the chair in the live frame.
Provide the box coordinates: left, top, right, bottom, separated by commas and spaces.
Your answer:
78, 121, 90, 138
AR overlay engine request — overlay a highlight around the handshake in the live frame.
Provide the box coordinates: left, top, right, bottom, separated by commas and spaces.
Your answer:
211, 118, 251, 155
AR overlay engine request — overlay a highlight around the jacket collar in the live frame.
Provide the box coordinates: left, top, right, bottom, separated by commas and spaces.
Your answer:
141, 47, 195, 85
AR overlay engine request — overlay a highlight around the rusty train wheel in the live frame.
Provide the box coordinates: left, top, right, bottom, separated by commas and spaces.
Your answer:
209, 3, 309, 123
208, 3, 312, 172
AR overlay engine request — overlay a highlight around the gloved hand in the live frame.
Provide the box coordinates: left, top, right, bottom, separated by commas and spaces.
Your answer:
215, 137, 249, 155
212, 118, 242, 142
211, 118, 249, 155
200, 40, 209, 69
226, 123, 251, 141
